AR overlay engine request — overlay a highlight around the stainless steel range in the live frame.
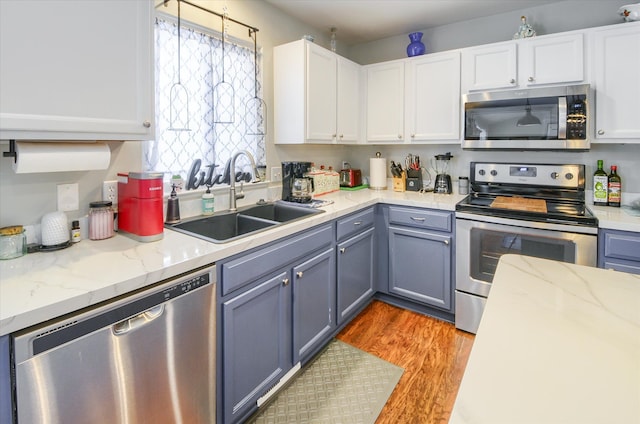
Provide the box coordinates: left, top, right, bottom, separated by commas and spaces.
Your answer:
455, 162, 598, 334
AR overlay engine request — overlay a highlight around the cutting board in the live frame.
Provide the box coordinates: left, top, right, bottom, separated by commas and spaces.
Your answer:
491, 196, 547, 213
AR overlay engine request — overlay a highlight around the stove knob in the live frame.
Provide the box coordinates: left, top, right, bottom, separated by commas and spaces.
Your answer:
565, 173, 574, 180
478, 169, 486, 176
490, 170, 497, 176
550, 172, 560, 179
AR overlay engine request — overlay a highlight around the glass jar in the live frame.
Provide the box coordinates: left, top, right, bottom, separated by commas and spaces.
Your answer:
89, 201, 114, 240
0, 229, 26, 260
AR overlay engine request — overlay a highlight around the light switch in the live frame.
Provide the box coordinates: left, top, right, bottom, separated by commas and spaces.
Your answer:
57, 183, 79, 211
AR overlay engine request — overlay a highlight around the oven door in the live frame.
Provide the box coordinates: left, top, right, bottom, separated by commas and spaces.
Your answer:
456, 215, 597, 297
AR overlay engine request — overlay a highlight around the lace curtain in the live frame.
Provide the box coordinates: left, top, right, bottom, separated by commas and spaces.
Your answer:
145, 17, 266, 182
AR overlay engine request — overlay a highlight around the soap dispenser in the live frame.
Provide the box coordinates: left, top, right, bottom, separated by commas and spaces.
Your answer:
165, 184, 181, 224
202, 184, 215, 215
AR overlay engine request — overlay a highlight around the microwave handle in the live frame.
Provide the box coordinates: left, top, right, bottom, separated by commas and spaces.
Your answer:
558, 97, 567, 139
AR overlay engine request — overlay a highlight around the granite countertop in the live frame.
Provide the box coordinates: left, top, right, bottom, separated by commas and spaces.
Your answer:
0, 188, 464, 336
591, 204, 640, 233
450, 254, 640, 424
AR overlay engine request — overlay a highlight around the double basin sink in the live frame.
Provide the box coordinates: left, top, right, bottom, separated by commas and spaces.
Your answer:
166, 202, 324, 243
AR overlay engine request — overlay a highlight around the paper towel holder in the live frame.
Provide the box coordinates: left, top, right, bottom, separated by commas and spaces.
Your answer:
3, 140, 17, 163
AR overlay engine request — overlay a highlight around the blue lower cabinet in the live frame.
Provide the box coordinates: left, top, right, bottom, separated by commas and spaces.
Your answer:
388, 225, 452, 311
293, 248, 336, 363
222, 271, 292, 424
1, 335, 11, 424
598, 228, 640, 275
337, 227, 375, 325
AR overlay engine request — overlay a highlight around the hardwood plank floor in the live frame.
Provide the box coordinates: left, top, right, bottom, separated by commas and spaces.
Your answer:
336, 300, 475, 424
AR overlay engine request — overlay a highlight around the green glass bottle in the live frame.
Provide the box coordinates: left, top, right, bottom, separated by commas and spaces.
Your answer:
593, 160, 608, 206
608, 165, 621, 207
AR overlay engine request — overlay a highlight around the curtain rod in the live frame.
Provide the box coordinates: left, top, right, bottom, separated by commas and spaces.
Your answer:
162, 0, 259, 34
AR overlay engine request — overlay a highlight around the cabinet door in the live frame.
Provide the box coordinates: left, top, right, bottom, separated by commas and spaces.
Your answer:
461, 42, 517, 91
336, 56, 361, 143
0, 335, 9, 424
306, 43, 337, 142
593, 23, 640, 140
520, 33, 584, 86
222, 272, 292, 424
0, 0, 153, 140
388, 226, 452, 310
337, 227, 375, 325
292, 248, 336, 363
366, 61, 405, 142
405, 52, 461, 141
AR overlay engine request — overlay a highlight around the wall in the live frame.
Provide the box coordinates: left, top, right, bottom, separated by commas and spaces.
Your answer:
1, 0, 638, 232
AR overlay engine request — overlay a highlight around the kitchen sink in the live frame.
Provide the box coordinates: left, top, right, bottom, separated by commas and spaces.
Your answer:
166, 202, 323, 243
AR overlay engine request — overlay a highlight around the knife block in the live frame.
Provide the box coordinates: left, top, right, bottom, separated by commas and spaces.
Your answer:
393, 171, 406, 192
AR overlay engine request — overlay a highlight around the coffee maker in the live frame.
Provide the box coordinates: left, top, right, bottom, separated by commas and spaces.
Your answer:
282, 161, 314, 203
433, 152, 453, 194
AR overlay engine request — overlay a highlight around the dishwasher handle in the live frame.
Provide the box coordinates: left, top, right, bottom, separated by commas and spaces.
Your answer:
112, 305, 164, 335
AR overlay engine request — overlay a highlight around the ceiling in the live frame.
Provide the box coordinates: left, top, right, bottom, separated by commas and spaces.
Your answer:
264, 0, 565, 45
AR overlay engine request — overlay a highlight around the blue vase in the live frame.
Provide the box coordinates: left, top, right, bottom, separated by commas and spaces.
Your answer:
406, 32, 426, 57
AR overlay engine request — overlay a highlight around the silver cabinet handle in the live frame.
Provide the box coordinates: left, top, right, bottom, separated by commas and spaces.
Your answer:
597, 130, 605, 135
410, 217, 426, 222
509, 79, 516, 84
143, 120, 151, 128
443, 239, 450, 245
296, 271, 303, 278
332, 134, 337, 138
339, 134, 344, 139
528, 76, 534, 82
353, 221, 362, 226
340, 247, 346, 253
411, 133, 415, 138
283, 278, 290, 286
397, 134, 402, 139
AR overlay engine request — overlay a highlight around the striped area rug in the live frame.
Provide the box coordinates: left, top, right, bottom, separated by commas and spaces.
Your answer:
250, 339, 404, 423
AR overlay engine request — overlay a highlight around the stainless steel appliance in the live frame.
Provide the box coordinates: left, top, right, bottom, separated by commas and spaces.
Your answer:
282, 161, 314, 203
462, 84, 590, 150
12, 265, 216, 423
455, 162, 598, 334
432, 152, 453, 194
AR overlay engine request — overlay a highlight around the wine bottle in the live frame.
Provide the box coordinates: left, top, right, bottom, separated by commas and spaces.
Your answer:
608, 165, 621, 207
593, 160, 608, 206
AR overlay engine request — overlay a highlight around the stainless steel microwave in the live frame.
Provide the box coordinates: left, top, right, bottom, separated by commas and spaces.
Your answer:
462, 84, 590, 150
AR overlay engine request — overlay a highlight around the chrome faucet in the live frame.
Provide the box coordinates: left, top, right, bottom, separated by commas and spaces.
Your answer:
229, 150, 261, 211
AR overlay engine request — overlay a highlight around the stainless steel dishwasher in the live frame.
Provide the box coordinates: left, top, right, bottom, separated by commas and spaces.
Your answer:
12, 264, 216, 424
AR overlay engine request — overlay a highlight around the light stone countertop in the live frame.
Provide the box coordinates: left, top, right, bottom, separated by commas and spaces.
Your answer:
591, 204, 640, 233
450, 254, 640, 424
1, 187, 637, 337
0, 188, 463, 336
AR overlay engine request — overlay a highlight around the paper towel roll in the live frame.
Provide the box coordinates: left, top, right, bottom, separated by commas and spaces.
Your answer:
12, 142, 111, 173
369, 157, 387, 190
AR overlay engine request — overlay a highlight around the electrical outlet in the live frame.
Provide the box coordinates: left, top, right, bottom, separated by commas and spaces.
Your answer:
103, 180, 118, 204
271, 167, 282, 182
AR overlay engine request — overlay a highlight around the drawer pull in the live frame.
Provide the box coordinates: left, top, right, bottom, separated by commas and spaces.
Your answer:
353, 221, 362, 226
340, 248, 346, 254
410, 217, 426, 222
283, 278, 290, 286
443, 239, 449, 245
296, 271, 304, 278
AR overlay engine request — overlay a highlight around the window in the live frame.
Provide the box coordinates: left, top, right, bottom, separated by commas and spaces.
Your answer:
146, 16, 266, 185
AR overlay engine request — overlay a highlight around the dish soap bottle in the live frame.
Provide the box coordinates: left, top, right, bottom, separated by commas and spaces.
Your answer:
593, 160, 608, 206
202, 184, 215, 215
608, 165, 622, 207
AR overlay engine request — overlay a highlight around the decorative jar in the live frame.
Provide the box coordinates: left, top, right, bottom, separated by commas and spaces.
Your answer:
406, 32, 426, 57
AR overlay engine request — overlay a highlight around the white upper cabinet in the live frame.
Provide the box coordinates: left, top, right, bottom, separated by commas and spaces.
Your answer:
365, 61, 405, 142
591, 22, 640, 141
461, 42, 517, 92
461, 33, 584, 92
405, 51, 461, 142
274, 40, 361, 144
0, 0, 153, 141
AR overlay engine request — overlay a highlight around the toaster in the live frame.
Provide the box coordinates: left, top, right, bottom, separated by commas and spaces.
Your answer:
340, 168, 362, 187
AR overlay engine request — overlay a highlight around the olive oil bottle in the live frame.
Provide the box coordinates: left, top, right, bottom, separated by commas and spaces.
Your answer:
608, 165, 622, 207
593, 160, 608, 206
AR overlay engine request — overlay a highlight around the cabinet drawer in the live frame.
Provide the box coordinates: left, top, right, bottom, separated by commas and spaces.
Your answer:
603, 231, 640, 262
388, 206, 451, 232
336, 207, 375, 241
221, 224, 333, 296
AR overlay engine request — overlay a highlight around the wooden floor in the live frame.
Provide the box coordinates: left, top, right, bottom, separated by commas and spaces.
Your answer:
336, 300, 475, 424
